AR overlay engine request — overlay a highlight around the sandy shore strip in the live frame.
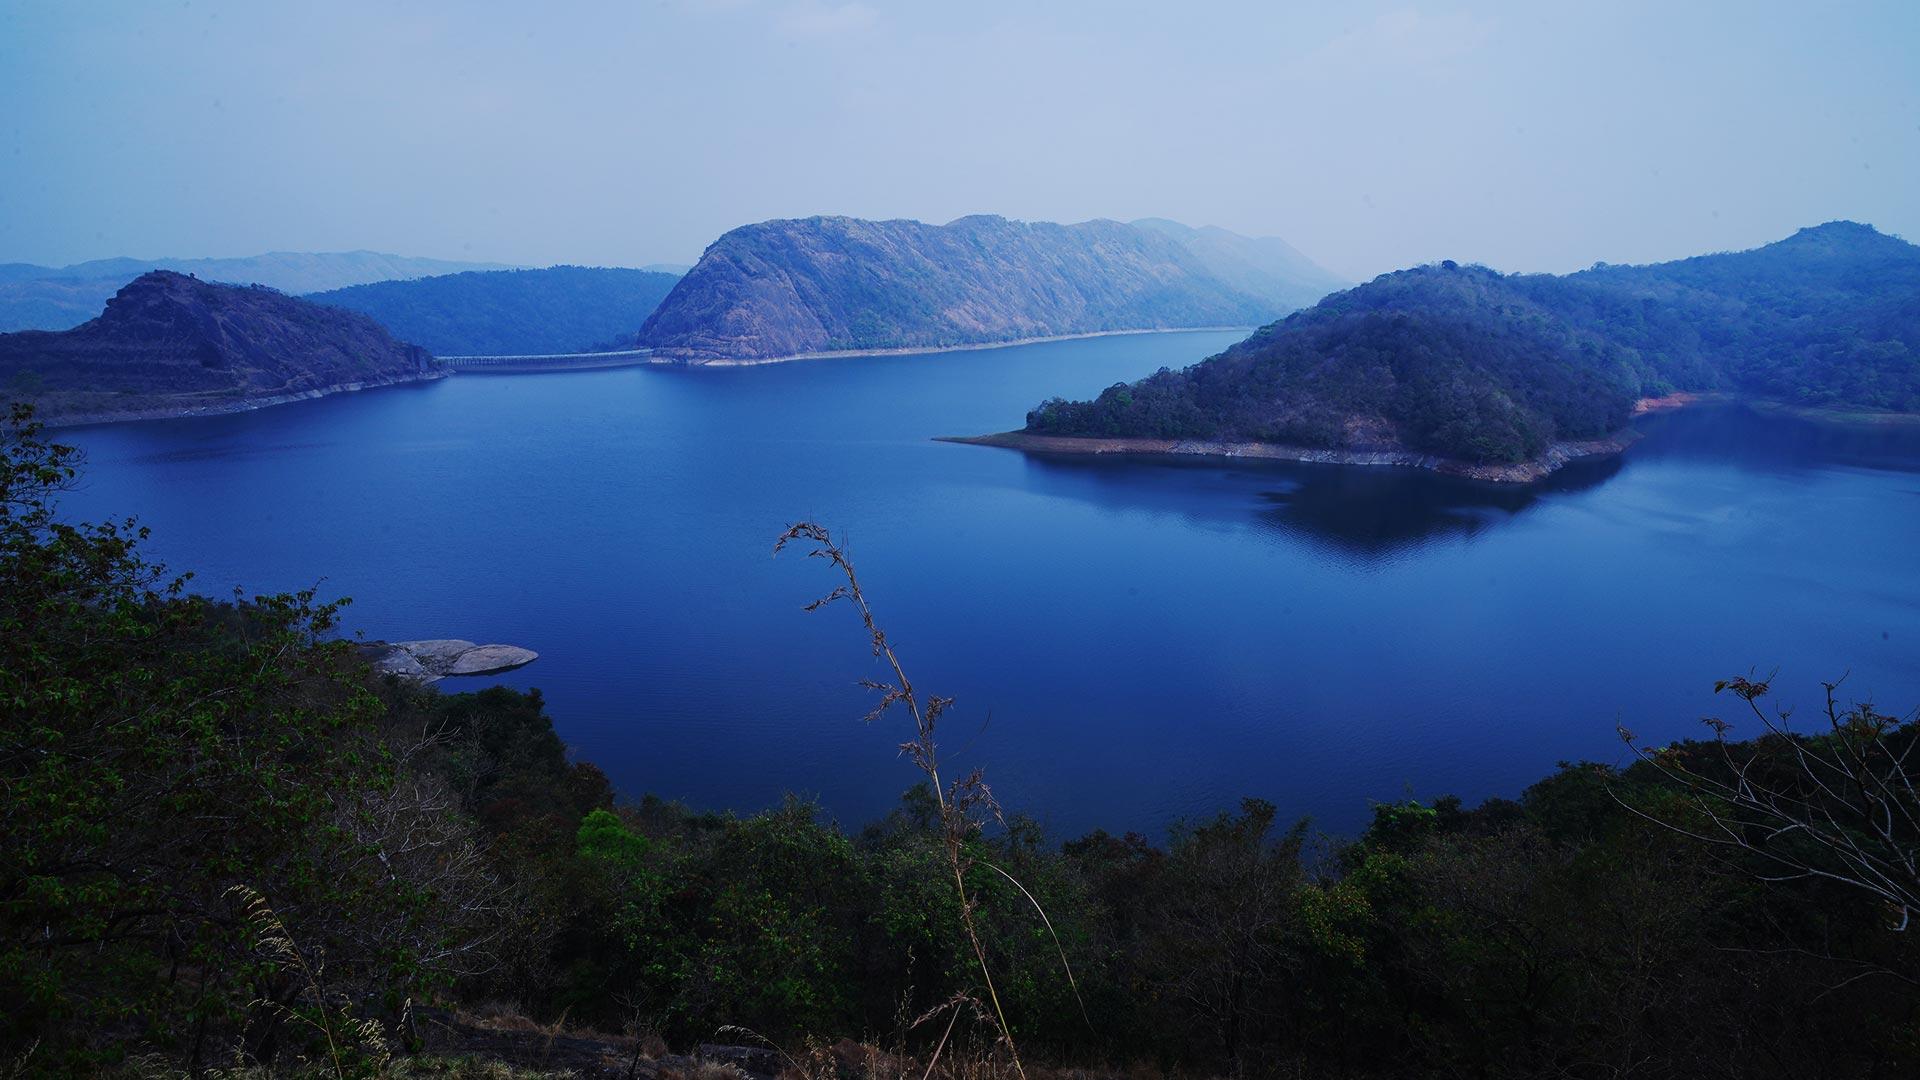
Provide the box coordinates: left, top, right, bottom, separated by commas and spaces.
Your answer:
936, 429, 1641, 484
648, 326, 1254, 367
43, 371, 448, 429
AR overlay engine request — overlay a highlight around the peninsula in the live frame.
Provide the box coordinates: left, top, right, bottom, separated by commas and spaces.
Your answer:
955, 222, 1920, 482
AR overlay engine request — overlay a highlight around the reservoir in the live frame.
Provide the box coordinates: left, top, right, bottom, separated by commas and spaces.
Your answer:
56, 330, 1920, 837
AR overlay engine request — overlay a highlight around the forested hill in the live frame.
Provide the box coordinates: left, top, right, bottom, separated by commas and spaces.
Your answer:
310, 266, 682, 355
1026, 221, 1920, 464
635, 215, 1315, 362
0, 271, 440, 423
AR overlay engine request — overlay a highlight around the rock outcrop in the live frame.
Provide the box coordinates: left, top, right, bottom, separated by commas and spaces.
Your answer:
636, 214, 1323, 362
362, 639, 538, 684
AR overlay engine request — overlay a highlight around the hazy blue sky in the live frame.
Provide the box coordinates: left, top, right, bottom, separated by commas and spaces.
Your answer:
2, 1, 1915, 279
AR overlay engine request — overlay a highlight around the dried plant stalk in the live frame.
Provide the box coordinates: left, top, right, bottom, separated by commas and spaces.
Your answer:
1618, 673, 1920, 931
775, 522, 1027, 1078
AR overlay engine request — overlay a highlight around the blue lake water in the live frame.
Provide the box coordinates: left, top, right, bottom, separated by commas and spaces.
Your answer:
54, 330, 1920, 837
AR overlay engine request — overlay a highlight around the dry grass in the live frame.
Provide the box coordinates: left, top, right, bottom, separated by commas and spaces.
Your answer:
777, 1036, 1227, 1080
228, 884, 393, 1079
106, 1055, 578, 1079
776, 523, 1092, 1080
659, 1063, 751, 1080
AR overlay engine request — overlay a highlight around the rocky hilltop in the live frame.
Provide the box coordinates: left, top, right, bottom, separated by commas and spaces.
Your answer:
635, 215, 1324, 362
0, 271, 443, 424
991, 221, 1920, 479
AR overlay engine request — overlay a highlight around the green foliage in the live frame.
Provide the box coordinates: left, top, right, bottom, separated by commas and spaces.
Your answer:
0, 405, 497, 1072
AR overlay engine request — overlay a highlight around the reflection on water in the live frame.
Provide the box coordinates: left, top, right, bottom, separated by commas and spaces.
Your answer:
1005, 405, 1920, 561
1013, 450, 1624, 561
1253, 454, 1627, 559
1631, 405, 1920, 478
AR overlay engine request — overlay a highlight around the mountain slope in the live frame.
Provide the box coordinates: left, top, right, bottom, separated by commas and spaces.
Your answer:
0, 251, 517, 333
636, 215, 1289, 362
0, 271, 442, 423
310, 266, 682, 355
1132, 218, 1346, 311
1022, 222, 1920, 465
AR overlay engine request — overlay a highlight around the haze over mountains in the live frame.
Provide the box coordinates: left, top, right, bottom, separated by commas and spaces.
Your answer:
1130, 218, 1346, 312
310, 267, 683, 356
1022, 221, 1920, 467
0, 251, 516, 293
637, 215, 1344, 362
0, 251, 517, 333
0, 271, 441, 423
6, 217, 1913, 462
0, 217, 1340, 363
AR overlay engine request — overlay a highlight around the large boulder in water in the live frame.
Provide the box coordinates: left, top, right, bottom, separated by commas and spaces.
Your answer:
360, 639, 539, 683
444, 643, 540, 675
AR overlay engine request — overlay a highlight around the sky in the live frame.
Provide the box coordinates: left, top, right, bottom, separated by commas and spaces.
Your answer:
2, 0, 1915, 280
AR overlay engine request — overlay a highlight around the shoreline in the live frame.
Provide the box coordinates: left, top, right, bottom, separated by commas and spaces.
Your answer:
42, 370, 449, 430
1629, 389, 1920, 425
941, 391, 1920, 484
936, 429, 1641, 484
1744, 399, 1920, 426
446, 355, 656, 375
646, 326, 1253, 367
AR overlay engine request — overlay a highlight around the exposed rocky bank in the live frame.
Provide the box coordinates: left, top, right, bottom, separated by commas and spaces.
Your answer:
939, 428, 1639, 483
361, 639, 539, 684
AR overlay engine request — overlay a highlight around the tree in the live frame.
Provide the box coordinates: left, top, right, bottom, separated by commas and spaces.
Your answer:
0, 404, 503, 1071
1619, 674, 1920, 930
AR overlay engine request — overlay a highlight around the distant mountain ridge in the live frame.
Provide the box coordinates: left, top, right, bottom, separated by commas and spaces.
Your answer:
0, 271, 442, 424
1131, 218, 1346, 312
0, 251, 519, 333
1019, 221, 1920, 469
6, 251, 517, 292
310, 267, 683, 356
636, 214, 1338, 362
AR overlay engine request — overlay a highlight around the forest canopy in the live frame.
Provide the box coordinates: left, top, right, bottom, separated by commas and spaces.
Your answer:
311, 266, 681, 356
1027, 222, 1920, 463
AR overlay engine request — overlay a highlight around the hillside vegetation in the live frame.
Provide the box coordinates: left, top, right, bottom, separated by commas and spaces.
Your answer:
637, 215, 1328, 362
0, 271, 441, 422
1027, 222, 1920, 463
312, 266, 682, 355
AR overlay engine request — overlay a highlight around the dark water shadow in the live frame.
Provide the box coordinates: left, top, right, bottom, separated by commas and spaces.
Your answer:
1008, 406, 1920, 561
1251, 454, 1623, 559
1012, 449, 1623, 562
